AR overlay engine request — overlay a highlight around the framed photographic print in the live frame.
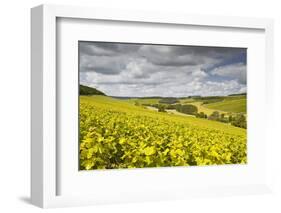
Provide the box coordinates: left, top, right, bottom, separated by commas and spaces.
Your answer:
78, 41, 248, 170
31, 4, 274, 208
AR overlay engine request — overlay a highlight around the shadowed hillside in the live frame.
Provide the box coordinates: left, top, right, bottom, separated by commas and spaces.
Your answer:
79, 85, 106, 96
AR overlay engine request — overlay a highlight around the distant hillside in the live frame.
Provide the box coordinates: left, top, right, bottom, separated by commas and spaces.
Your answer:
204, 97, 246, 113
228, 93, 247, 96
80, 85, 106, 96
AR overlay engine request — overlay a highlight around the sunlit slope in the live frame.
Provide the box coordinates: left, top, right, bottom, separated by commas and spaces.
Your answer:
80, 96, 246, 136
205, 97, 246, 113
80, 96, 246, 169
188, 101, 227, 116
124, 98, 161, 105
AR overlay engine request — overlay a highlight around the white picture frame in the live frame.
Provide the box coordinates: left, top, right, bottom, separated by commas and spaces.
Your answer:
31, 4, 274, 208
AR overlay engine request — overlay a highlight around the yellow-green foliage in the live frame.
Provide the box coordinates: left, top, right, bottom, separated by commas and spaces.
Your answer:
125, 98, 161, 105
80, 96, 247, 170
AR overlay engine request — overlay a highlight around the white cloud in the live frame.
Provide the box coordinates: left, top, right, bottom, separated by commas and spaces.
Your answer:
79, 42, 247, 97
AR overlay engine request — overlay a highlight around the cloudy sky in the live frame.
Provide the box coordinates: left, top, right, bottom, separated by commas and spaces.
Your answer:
79, 41, 246, 97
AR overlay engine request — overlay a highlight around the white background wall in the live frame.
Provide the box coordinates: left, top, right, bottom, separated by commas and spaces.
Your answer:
0, 0, 280, 212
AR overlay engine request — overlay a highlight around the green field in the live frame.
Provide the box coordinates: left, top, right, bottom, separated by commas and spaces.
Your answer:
119, 96, 246, 115
187, 101, 226, 116
176, 95, 246, 115
204, 97, 246, 113
79, 95, 247, 170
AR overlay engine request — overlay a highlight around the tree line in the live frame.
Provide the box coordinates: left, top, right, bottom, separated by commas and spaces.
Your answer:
139, 102, 246, 129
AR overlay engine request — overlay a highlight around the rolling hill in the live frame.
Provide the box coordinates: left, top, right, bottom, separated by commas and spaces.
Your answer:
80, 95, 246, 135
79, 95, 246, 170
204, 96, 246, 113
79, 85, 106, 96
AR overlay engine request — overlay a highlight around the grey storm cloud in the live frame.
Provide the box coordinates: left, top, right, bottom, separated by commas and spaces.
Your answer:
137, 45, 241, 67
80, 55, 127, 75
211, 63, 247, 84
80, 42, 140, 56
79, 41, 247, 97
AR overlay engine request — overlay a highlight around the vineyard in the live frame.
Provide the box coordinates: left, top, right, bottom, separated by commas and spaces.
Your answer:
79, 96, 247, 170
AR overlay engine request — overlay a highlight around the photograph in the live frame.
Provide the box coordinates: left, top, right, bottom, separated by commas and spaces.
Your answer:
79, 41, 247, 170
